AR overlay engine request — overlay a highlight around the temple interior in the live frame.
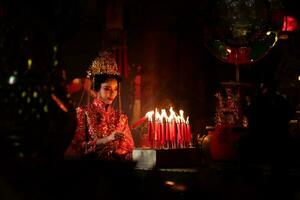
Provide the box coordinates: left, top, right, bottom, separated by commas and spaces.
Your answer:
1, 0, 300, 199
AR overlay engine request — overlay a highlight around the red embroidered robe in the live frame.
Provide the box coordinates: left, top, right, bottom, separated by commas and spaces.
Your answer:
65, 98, 134, 160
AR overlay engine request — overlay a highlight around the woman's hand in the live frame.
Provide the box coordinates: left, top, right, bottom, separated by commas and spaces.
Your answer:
112, 132, 125, 141
96, 132, 125, 146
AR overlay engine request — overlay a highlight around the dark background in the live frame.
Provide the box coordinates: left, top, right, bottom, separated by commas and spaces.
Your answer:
1, 1, 300, 200
0, 0, 299, 156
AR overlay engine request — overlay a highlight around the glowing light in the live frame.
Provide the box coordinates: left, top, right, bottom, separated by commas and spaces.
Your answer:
53, 45, 58, 52
26, 97, 31, 103
279, 34, 289, 40
143, 107, 192, 149
51, 94, 68, 112
54, 60, 58, 66
298, 75, 300, 81
21, 91, 26, 98
73, 78, 81, 84
27, 59, 32, 70
179, 110, 185, 123
33, 91, 38, 98
155, 108, 163, 122
145, 111, 154, 121
148, 108, 188, 123
163, 181, 186, 192
266, 31, 278, 47
43, 105, 48, 113
161, 109, 168, 122
8, 75, 16, 85
282, 16, 299, 32
13, 142, 20, 147
164, 181, 175, 186
168, 107, 176, 122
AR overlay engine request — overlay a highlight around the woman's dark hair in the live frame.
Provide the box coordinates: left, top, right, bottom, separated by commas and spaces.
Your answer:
93, 74, 122, 91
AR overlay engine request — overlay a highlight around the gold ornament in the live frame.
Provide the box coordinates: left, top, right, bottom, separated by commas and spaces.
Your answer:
87, 51, 120, 78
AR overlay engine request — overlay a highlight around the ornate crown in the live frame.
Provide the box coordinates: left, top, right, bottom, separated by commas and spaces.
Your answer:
87, 51, 120, 78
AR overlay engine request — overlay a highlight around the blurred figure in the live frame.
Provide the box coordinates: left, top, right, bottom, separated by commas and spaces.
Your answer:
241, 79, 295, 198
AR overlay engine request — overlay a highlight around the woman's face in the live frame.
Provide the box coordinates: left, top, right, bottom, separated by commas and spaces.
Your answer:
98, 79, 118, 105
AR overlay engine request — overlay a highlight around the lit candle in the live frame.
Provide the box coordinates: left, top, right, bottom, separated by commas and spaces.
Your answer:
160, 122, 164, 147
155, 121, 161, 149
176, 116, 182, 148
161, 109, 168, 148
165, 120, 170, 148
148, 119, 153, 148
146, 111, 154, 148
155, 109, 161, 148
181, 122, 186, 147
144, 107, 191, 149
170, 119, 176, 148
168, 107, 176, 148
186, 117, 192, 146
179, 110, 186, 147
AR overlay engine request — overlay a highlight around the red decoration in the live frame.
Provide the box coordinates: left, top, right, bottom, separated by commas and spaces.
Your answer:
282, 16, 299, 32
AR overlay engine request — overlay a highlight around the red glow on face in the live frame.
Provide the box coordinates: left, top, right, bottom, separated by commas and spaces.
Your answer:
282, 16, 299, 32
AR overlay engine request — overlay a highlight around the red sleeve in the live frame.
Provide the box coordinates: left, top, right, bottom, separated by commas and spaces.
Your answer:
65, 107, 96, 158
116, 114, 134, 153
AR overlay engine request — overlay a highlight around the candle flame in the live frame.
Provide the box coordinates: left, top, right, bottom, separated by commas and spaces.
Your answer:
175, 116, 181, 123
155, 108, 161, 121
168, 107, 176, 122
179, 110, 185, 123
145, 107, 189, 123
161, 109, 168, 122
145, 111, 154, 121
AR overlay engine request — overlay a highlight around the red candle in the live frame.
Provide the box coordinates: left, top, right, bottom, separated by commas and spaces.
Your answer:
180, 121, 186, 147
131, 116, 146, 129
186, 117, 192, 145
145, 111, 154, 148
169, 120, 176, 144
161, 121, 165, 147
147, 119, 153, 147
176, 120, 182, 147
179, 110, 185, 147
166, 121, 170, 144
185, 123, 189, 147
155, 120, 161, 148
160, 109, 168, 147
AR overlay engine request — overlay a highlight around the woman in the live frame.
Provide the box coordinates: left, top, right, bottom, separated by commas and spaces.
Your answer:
65, 51, 134, 161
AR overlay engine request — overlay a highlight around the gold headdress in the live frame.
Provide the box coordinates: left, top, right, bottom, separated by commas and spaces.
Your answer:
83, 50, 122, 110
87, 51, 120, 78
